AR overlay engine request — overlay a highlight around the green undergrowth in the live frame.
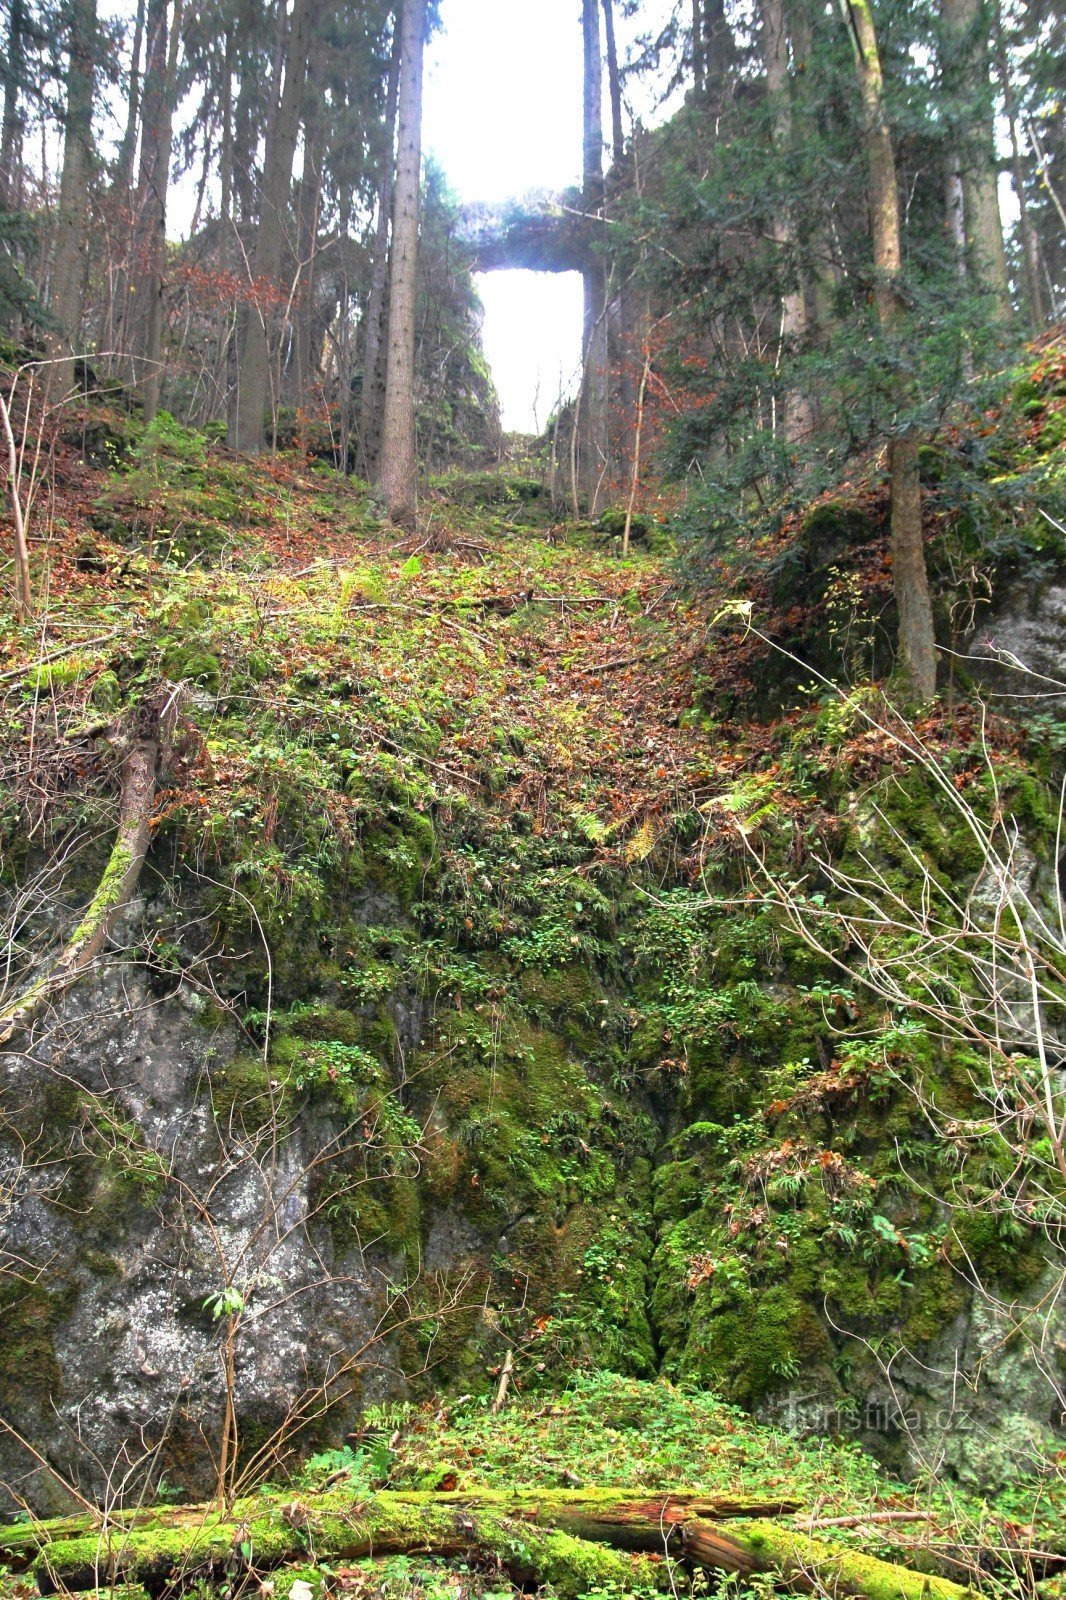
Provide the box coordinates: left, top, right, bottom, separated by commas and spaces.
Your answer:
3, 1375, 1063, 1600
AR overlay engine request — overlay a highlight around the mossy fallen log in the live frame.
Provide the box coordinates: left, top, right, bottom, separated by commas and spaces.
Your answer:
30, 1494, 671, 1600
685, 1518, 970, 1600
0, 687, 185, 1048
1, 1487, 791, 1571
13, 1486, 974, 1599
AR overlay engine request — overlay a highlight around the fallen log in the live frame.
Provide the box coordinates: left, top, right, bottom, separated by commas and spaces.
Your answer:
0, 685, 184, 1048
8, 1486, 974, 1599
685, 1518, 969, 1600
31, 1495, 671, 1600
2, 1488, 781, 1573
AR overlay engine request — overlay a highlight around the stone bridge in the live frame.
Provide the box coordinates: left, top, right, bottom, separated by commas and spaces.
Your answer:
455, 191, 595, 275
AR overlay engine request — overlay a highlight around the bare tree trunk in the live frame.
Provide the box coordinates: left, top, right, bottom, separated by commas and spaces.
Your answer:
581, 0, 609, 510
359, 21, 402, 482
294, 41, 325, 434
602, 0, 624, 166
379, 0, 426, 529
0, 0, 28, 209
839, 0, 937, 702
219, 23, 234, 223
789, 4, 835, 352
0, 688, 185, 1048
994, 7, 1044, 332
691, 0, 705, 92
128, 0, 184, 424
114, 0, 146, 200
231, 2, 257, 227
49, 0, 98, 385
940, 0, 1012, 324
230, 0, 313, 453
294, 138, 322, 430
761, 0, 814, 443
703, 0, 732, 107
0, 388, 32, 618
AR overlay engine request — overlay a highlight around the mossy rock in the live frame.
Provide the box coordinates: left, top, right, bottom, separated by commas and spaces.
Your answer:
161, 643, 221, 693
595, 506, 651, 541
801, 501, 874, 570
285, 1006, 365, 1047
0, 1279, 78, 1404
91, 669, 123, 712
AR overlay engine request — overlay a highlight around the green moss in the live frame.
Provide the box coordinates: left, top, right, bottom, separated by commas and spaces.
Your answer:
286, 1006, 365, 1047
363, 806, 437, 908
67, 841, 135, 952
161, 643, 221, 692
91, 670, 123, 712
0, 1279, 77, 1402
208, 1052, 275, 1125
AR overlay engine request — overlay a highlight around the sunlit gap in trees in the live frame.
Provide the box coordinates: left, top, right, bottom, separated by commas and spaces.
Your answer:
475, 270, 584, 437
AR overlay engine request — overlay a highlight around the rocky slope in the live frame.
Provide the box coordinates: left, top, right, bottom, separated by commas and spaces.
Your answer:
0, 338, 1064, 1528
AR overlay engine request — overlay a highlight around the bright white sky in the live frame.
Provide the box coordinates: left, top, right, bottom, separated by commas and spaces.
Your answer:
423, 0, 588, 432
423, 0, 679, 432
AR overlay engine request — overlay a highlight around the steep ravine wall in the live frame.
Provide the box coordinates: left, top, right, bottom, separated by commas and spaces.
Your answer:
2, 778, 1064, 1513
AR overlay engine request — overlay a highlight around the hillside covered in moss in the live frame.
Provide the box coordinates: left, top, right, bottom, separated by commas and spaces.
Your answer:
0, 335, 1064, 1599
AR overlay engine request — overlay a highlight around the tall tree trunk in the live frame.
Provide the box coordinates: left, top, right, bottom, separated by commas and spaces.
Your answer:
839, 0, 937, 703
127, 0, 183, 424
0, 0, 27, 210
602, 0, 624, 166
359, 20, 402, 482
940, 0, 1012, 324
581, 0, 609, 510
49, 0, 98, 388
703, 0, 732, 108
691, 0, 705, 93
761, 0, 814, 443
231, 5, 257, 228
219, 23, 235, 223
994, 6, 1044, 332
114, 0, 146, 200
379, 0, 426, 528
230, 0, 312, 453
789, 4, 836, 348
294, 85, 324, 433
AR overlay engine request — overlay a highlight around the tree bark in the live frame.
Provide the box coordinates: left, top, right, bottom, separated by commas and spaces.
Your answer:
994, 5, 1044, 333
126, 0, 184, 424
703, 0, 732, 107
940, 0, 1012, 324
692, 0, 705, 92
581, 0, 609, 510
379, 0, 427, 528
230, 0, 313, 453
219, 22, 235, 223
49, 0, 98, 387
839, 0, 937, 702
15, 1488, 969, 1600
293, 42, 325, 433
0, 0, 28, 210
602, 0, 624, 166
358, 18, 402, 482
114, 0, 147, 202
761, 0, 814, 443
0, 387, 32, 618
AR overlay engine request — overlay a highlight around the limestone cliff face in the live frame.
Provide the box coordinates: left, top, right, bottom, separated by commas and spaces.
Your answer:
0, 966, 397, 1512
968, 576, 1066, 702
